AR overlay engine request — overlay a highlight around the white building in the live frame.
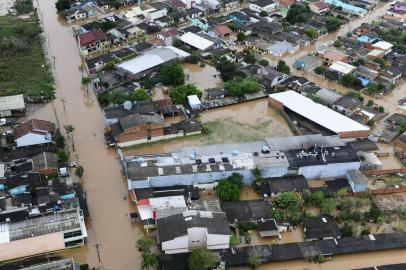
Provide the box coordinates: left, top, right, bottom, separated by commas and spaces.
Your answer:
249, 0, 278, 13
137, 195, 188, 221
372, 41, 393, 55
13, 119, 56, 147
0, 208, 87, 261
157, 210, 231, 254
187, 95, 202, 110
329, 61, 356, 75
179, 32, 214, 51
0, 94, 25, 117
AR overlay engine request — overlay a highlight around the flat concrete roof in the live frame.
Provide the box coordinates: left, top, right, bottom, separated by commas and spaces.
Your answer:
269, 91, 369, 134
0, 94, 25, 111
179, 32, 214, 51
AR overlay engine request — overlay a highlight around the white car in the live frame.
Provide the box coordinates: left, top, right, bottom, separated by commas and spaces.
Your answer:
0, 118, 6, 126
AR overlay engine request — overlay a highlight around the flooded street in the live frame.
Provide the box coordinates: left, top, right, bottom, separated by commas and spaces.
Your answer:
35, 0, 142, 268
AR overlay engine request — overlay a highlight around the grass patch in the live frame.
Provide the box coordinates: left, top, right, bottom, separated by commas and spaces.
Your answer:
383, 175, 405, 187
0, 6, 54, 101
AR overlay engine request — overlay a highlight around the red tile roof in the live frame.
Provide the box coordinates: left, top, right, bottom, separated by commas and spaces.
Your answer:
13, 119, 56, 139
79, 30, 107, 47
213, 25, 233, 36
276, 0, 295, 7
314, 1, 330, 10
171, 0, 187, 8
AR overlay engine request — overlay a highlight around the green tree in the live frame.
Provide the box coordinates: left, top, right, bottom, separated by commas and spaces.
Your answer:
248, 251, 261, 269
160, 64, 185, 86
310, 191, 325, 206
325, 16, 342, 32
237, 32, 246, 42
64, 124, 75, 141
378, 106, 385, 113
325, 70, 339, 81
55, 134, 66, 149
305, 28, 318, 39
55, 0, 71, 12
251, 167, 264, 185
276, 60, 290, 74
243, 53, 256, 64
366, 100, 374, 107
225, 80, 244, 97
111, 91, 127, 104
169, 84, 202, 104
314, 66, 326, 75
137, 238, 154, 253
75, 165, 84, 178
286, 4, 309, 24
129, 88, 151, 102
321, 198, 335, 215
341, 223, 353, 237
216, 179, 241, 201
230, 234, 240, 246
259, 59, 269, 67
217, 57, 237, 81
57, 150, 69, 162
333, 39, 343, 48
137, 238, 158, 270
399, 120, 406, 133
366, 82, 384, 95
275, 192, 303, 209
259, 10, 268, 17
97, 92, 112, 107
188, 249, 217, 270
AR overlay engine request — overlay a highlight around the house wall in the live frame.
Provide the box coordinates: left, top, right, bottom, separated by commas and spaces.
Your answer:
337, 130, 369, 139
298, 161, 361, 179
16, 133, 51, 147
161, 235, 189, 254
117, 132, 182, 148
207, 233, 230, 249
249, 3, 277, 12
268, 96, 284, 111
147, 9, 168, 22
188, 227, 207, 248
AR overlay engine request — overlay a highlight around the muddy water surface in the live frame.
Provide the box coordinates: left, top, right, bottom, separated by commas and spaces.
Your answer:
183, 63, 223, 90
35, 0, 142, 268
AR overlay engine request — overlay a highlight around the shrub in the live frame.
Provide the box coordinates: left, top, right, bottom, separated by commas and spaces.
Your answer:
169, 84, 202, 104
315, 66, 326, 75
259, 59, 269, 67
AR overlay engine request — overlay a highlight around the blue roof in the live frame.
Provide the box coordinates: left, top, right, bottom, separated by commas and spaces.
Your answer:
324, 0, 367, 14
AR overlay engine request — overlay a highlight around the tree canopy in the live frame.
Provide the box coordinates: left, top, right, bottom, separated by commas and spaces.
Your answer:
325, 16, 342, 32
224, 77, 260, 97
216, 173, 244, 201
286, 4, 310, 24
188, 249, 218, 270
169, 84, 202, 104
129, 88, 151, 102
276, 60, 290, 75
160, 64, 185, 86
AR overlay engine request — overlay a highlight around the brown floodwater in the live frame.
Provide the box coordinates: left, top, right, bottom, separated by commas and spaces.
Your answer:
183, 63, 223, 90
34, 0, 143, 268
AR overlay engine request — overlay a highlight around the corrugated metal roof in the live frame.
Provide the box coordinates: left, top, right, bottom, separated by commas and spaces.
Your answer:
179, 32, 214, 51
0, 94, 25, 111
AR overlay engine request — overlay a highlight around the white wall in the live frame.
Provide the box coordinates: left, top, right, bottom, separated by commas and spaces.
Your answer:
16, 133, 51, 147
298, 162, 361, 179
161, 235, 189, 254
188, 227, 207, 248
206, 234, 230, 249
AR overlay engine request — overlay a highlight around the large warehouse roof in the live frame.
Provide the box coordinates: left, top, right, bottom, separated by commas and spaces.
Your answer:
269, 91, 369, 134
179, 32, 214, 51
116, 46, 189, 75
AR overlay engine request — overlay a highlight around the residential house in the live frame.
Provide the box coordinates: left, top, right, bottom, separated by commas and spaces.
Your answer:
185, 8, 203, 20
309, 1, 330, 14
109, 113, 165, 147
364, 60, 381, 71
329, 61, 356, 76
333, 95, 362, 115
314, 88, 343, 105
380, 66, 402, 83
156, 29, 179, 46
256, 175, 309, 197
255, 21, 282, 41
357, 33, 379, 45
222, 200, 271, 224
191, 18, 209, 31
155, 16, 173, 28
249, 0, 278, 13
205, 88, 227, 100
179, 32, 215, 51
257, 219, 281, 238
64, 7, 87, 24
268, 41, 296, 56
323, 49, 348, 65
372, 41, 393, 55
275, 0, 294, 13
263, 67, 289, 88
78, 30, 109, 56
347, 169, 367, 193
303, 216, 341, 241
156, 210, 231, 254
353, 66, 379, 86
0, 94, 25, 118
171, 0, 187, 10
94, 0, 111, 12
210, 25, 233, 38
324, 0, 367, 15
294, 55, 323, 72
366, 49, 385, 61
13, 119, 56, 148
228, 11, 250, 25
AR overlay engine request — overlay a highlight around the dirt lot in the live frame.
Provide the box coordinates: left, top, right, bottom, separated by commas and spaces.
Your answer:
373, 193, 406, 211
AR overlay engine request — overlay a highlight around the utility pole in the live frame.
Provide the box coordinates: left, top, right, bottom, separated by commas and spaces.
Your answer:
94, 243, 102, 266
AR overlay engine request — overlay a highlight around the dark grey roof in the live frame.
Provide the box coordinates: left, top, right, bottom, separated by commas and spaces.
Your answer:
354, 263, 406, 270
103, 101, 157, 119
333, 95, 362, 109
303, 216, 341, 240
257, 219, 278, 232
167, 118, 202, 134
119, 113, 164, 130
157, 211, 230, 243
385, 113, 406, 126
347, 139, 379, 152
252, 0, 275, 7
267, 175, 309, 193
286, 146, 359, 169
222, 200, 270, 223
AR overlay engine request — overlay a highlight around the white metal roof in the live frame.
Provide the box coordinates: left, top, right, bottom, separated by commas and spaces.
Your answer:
179, 32, 214, 51
0, 94, 25, 111
187, 94, 201, 106
0, 223, 10, 244
0, 163, 4, 178
329, 61, 356, 75
269, 91, 370, 133
373, 41, 393, 51
116, 46, 189, 75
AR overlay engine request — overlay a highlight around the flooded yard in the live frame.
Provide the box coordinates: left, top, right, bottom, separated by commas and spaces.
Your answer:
183, 63, 223, 90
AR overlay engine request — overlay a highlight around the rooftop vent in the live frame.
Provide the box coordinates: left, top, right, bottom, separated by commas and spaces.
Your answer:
208, 158, 216, 164
322, 217, 327, 223
195, 159, 203, 166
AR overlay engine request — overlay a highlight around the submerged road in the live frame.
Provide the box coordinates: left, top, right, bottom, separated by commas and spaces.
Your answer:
35, 0, 142, 269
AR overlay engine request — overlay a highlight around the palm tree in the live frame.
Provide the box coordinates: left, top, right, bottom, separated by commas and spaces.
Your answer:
64, 124, 75, 141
